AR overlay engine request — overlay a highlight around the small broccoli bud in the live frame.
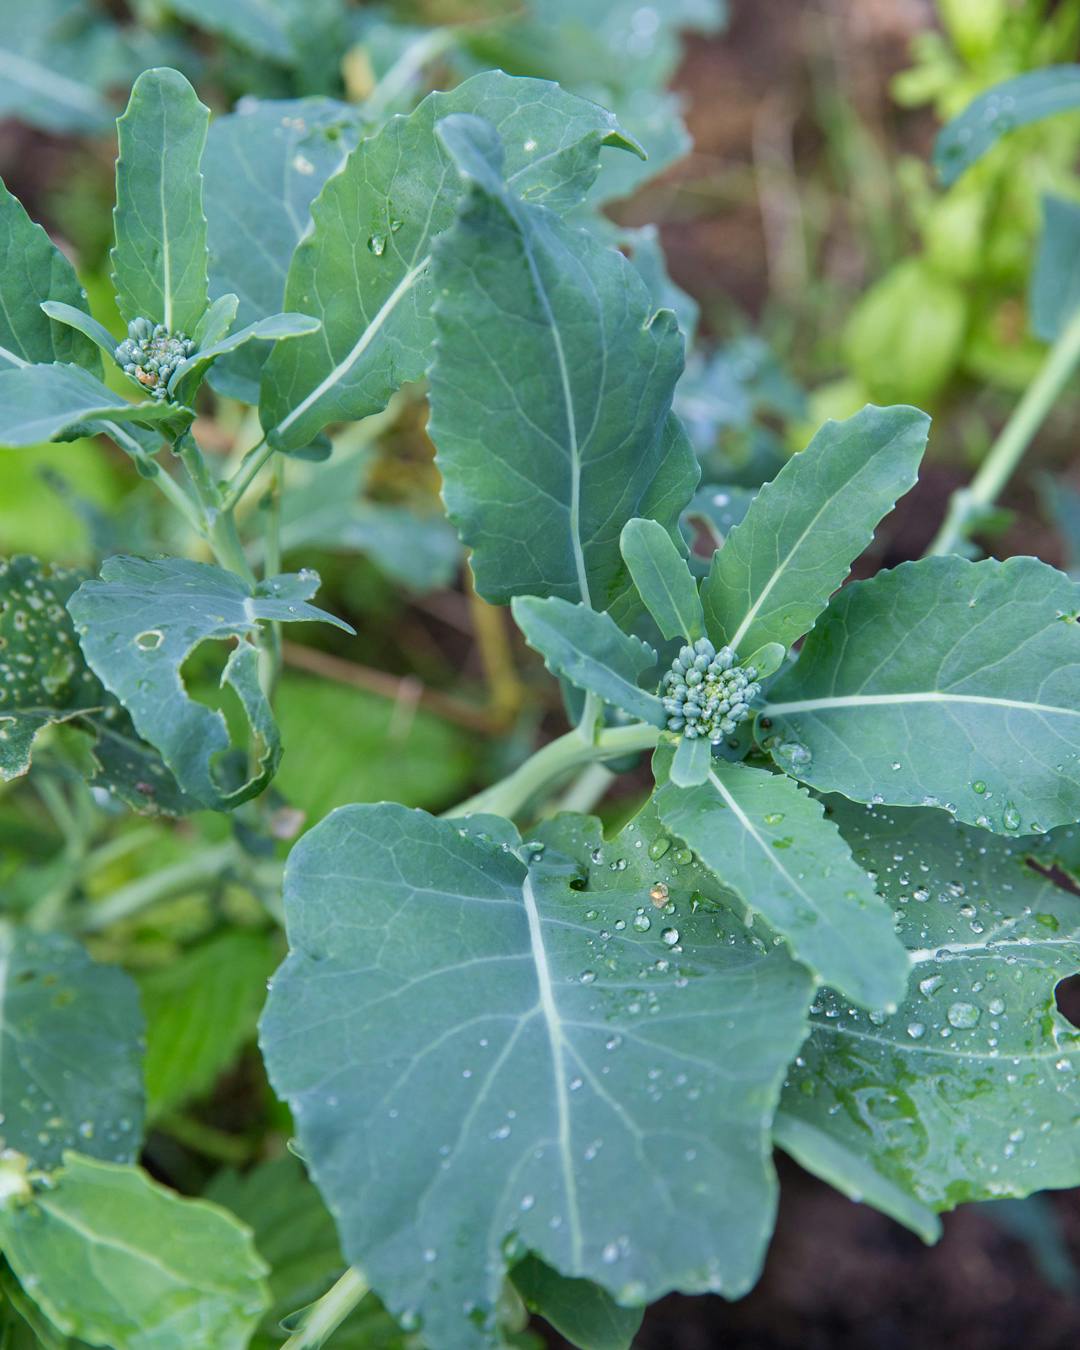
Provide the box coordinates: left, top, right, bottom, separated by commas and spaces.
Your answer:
114, 319, 197, 401
660, 637, 760, 743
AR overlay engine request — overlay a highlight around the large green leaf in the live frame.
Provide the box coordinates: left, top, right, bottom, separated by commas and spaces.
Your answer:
511, 595, 665, 726
935, 66, 1080, 185
782, 800, 1080, 1211
761, 555, 1080, 833
203, 96, 365, 404
0, 1154, 269, 1349
0, 181, 98, 373
111, 69, 211, 336
0, 0, 137, 133
0, 925, 144, 1169
260, 802, 812, 1347
430, 114, 695, 615
139, 931, 278, 1121
655, 761, 909, 1009
0, 364, 189, 448
620, 518, 703, 642
700, 405, 929, 655
68, 556, 350, 810
0, 556, 105, 780
259, 71, 642, 452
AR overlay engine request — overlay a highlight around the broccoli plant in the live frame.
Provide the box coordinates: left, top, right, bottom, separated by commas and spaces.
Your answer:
0, 54, 1079, 1350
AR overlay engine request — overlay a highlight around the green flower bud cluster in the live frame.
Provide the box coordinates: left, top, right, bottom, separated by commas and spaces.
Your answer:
114, 319, 195, 401
661, 637, 760, 742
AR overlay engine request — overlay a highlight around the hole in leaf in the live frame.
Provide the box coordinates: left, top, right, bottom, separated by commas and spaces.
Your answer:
1054, 974, 1080, 1030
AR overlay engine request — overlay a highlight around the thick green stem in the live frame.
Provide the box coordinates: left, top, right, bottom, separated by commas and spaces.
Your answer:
106, 424, 207, 537
77, 841, 238, 933
446, 721, 661, 821
220, 437, 274, 513
206, 509, 256, 585
281, 1268, 370, 1350
926, 305, 1080, 557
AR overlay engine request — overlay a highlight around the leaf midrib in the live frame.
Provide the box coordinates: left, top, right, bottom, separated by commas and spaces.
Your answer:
764, 690, 1080, 718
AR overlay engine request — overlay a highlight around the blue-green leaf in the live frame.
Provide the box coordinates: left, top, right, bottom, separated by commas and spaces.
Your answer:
0, 924, 144, 1169
167, 311, 319, 405
38, 300, 119, 365
669, 733, 712, 787
261, 802, 812, 1347
430, 114, 695, 616
511, 595, 664, 726
656, 762, 909, 1008
935, 66, 1080, 186
782, 800, 1080, 1212
0, 0, 137, 134
620, 517, 703, 641
67, 557, 350, 810
0, 363, 189, 447
762, 555, 1080, 833
259, 71, 642, 452
701, 405, 929, 655
0, 182, 98, 373
111, 68, 211, 335
0, 556, 106, 781
1031, 194, 1080, 342
771, 1112, 941, 1244
203, 96, 365, 404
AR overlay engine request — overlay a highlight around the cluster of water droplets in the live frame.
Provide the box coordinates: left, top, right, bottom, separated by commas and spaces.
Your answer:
785, 802, 1080, 1196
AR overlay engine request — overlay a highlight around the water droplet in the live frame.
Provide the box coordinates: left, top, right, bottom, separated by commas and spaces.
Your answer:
580, 970, 596, 984
972, 780, 986, 794
919, 974, 943, 997
673, 847, 693, 866
906, 1021, 925, 1039
367, 234, 386, 256
661, 928, 679, 947
648, 836, 671, 860
1002, 803, 1021, 831
947, 1001, 981, 1029
763, 812, 785, 826
632, 912, 651, 932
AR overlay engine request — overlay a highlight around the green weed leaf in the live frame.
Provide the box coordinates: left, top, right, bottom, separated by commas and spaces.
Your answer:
0, 1154, 269, 1349
935, 66, 1080, 185
762, 555, 1080, 833
139, 931, 279, 1121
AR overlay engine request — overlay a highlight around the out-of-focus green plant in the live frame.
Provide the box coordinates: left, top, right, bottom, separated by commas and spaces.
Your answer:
841, 0, 1080, 407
